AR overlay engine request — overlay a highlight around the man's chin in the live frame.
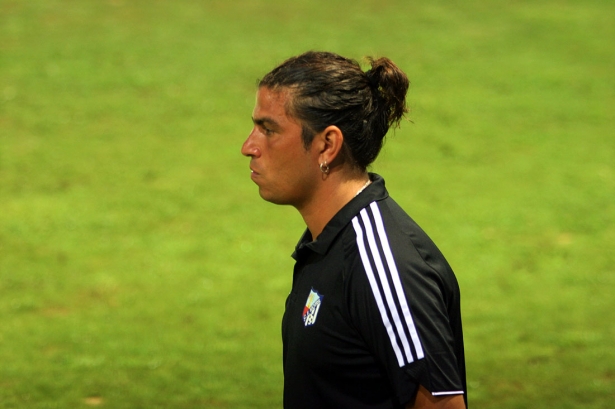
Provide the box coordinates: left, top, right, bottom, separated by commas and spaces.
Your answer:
258, 189, 290, 206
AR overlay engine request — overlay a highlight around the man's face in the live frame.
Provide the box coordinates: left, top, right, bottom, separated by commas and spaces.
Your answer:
241, 87, 321, 208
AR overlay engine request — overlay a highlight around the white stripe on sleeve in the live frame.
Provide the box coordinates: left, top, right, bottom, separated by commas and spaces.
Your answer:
432, 391, 465, 396
352, 217, 405, 367
369, 202, 425, 360
359, 208, 415, 364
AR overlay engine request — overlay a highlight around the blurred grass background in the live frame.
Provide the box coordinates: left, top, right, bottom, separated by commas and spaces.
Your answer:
1, 0, 613, 408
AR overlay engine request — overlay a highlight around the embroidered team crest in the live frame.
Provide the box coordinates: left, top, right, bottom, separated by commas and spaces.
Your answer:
302, 288, 323, 327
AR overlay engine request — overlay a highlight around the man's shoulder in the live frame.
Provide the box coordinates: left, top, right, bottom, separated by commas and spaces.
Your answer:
345, 196, 456, 281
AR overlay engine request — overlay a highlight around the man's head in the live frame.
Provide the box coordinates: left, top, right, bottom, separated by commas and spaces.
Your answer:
258, 51, 410, 171
241, 51, 410, 208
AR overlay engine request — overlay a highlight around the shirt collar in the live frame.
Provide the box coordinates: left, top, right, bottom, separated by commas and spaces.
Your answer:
291, 173, 389, 260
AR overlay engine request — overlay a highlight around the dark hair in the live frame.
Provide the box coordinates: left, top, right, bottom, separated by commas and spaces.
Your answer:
259, 51, 409, 170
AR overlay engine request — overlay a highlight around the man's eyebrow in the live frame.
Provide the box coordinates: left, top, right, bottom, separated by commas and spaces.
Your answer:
252, 116, 278, 127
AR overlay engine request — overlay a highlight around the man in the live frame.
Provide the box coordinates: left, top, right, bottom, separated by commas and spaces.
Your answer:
241, 51, 467, 409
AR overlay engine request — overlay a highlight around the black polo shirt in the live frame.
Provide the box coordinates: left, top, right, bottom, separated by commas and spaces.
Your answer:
282, 174, 466, 409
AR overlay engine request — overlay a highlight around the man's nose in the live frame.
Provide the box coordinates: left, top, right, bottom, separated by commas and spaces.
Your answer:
241, 130, 260, 158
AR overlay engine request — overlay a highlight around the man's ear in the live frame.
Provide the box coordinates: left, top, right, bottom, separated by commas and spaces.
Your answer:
315, 125, 344, 166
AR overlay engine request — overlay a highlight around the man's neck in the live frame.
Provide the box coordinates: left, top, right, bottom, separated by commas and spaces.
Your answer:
297, 174, 370, 241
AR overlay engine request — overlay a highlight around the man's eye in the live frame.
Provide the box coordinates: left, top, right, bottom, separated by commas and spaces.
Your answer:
263, 127, 274, 135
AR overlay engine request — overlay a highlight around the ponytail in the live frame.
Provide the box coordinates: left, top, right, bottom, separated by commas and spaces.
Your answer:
365, 57, 409, 130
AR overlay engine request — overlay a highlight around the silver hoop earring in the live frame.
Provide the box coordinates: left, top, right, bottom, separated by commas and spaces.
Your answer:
319, 161, 330, 175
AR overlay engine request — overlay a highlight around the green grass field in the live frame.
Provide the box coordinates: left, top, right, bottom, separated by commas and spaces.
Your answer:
1, 0, 614, 407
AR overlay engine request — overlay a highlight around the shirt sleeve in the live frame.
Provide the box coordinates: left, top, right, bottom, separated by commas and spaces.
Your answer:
346, 203, 465, 405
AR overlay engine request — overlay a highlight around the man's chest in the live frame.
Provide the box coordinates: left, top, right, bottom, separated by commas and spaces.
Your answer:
282, 253, 375, 371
